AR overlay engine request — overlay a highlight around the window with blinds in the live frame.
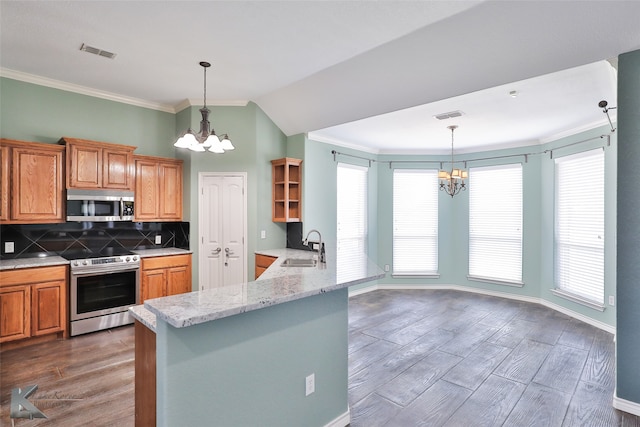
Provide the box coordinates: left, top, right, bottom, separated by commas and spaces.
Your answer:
554, 149, 604, 306
392, 169, 438, 275
337, 163, 368, 282
469, 163, 523, 284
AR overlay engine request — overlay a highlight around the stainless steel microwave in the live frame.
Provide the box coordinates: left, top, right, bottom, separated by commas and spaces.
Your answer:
66, 189, 135, 222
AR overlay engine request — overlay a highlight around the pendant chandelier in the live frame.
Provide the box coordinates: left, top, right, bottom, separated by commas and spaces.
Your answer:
174, 61, 234, 153
438, 125, 467, 197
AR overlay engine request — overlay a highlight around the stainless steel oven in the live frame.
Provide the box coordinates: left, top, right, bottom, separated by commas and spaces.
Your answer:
67, 250, 140, 336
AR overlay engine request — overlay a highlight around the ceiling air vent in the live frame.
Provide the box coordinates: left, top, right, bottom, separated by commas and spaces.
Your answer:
80, 43, 116, 59
434, 110, 463, 120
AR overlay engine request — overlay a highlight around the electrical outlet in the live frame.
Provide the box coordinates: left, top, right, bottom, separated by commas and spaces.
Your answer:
261, 230, 266, 239
5, 241, 15, 253
312, 243, 319, 251
609, 295, 615, 306
384, 264, 390, 272
155, 235, 162, 245
305, 373, 315, 396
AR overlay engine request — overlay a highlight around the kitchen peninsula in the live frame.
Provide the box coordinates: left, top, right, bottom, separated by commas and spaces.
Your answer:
131, 248, 384, 427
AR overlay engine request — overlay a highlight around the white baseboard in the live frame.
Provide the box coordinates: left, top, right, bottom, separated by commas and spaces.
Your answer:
325, 409, 350, 427
349, 283, 615, 335
614, 394, 640, 417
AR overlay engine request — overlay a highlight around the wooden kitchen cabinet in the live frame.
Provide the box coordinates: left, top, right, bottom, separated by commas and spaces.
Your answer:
140, 254, 192, 303
61, 137, 136, 190
135, 155, 183, 221
271, 157, 302, 222
0, 265, 67, 344
255, 253, 277, 279
0, 145, 9, 221
0, 139, 65, 224
0, 285, 31, 342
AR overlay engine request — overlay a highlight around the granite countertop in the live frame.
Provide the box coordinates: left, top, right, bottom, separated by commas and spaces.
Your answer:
0, 256, 69, 271
132, 248, 192, 258
130, 305, 157, 332
136, 248, 384, 329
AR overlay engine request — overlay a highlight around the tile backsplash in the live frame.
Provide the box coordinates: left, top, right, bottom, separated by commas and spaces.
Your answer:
0, 221, 189, 259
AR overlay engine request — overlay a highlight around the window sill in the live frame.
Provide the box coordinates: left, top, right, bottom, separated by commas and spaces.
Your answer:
467, 275, 524, 288
551, 289, 605, 312
392, 273, 440, 279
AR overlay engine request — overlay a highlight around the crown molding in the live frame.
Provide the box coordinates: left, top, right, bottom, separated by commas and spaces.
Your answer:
540, 118, 614, 144
175, 98, 250, 113
306, 132, 381, 154
0, 67, 177, 113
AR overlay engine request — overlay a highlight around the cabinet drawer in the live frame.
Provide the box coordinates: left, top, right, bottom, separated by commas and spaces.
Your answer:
0, 265, 67, 288
142, 254, 191, 270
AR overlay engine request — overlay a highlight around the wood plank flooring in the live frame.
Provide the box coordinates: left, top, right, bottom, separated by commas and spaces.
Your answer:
349, 289, 640, 427
1, 289, 638, 426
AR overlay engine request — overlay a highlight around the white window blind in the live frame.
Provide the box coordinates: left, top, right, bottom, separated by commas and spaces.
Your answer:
337, 163, 368, 281
469, 164, 523, 283
393, 169, 438, 275
554, 149, 604, 305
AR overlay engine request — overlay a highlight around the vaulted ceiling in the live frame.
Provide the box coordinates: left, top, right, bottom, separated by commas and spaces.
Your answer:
1, 1, 639, 153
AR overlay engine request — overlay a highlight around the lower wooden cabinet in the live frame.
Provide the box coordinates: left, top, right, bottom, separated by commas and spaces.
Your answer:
255, 254, 277, 279
140, 254, 192, 303
0, 265, 67, 343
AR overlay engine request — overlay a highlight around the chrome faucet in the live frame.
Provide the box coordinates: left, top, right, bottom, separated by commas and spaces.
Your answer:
303, 229, 325, 263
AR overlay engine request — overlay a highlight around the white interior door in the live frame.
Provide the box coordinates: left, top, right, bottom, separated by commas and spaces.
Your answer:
199, 173, 247, 290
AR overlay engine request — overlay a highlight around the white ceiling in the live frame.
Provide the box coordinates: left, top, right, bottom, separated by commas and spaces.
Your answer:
1, 1, 639, 154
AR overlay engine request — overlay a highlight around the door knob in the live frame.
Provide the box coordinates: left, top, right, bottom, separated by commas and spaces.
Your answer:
212, 247, 221, 255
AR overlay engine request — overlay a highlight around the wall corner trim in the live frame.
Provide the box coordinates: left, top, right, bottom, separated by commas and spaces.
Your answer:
613, 394, 640, 417
324, 410, 350, 427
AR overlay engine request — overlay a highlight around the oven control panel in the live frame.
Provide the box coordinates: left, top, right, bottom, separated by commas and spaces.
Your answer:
71, 255, 139, 268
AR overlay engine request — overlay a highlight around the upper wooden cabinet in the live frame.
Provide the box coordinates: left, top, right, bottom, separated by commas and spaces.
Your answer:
0, 145, 9, 221
271, 157, 302, 222
0, 139, 65, 224
135, 155, 183, 221
60, 137, 136, 190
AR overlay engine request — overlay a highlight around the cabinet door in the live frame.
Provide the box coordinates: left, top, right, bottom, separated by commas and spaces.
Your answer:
141, 269, 166, 302
158, 161, 183, 220
11, 146, 64, 222
68, 142, 102, 188
0, 285, 31, 343
135, 159, 160, 220
103, 149, 133, 190
167, 266, 191, 296
0, 146, 9, 221
31, 280, 65, 336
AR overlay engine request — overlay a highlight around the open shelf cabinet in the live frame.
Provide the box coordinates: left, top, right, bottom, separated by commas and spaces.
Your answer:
271, 157, 302, 222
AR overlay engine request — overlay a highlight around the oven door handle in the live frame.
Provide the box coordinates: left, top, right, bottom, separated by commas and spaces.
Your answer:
71, 266, 140, 276
120, 198, 124, 220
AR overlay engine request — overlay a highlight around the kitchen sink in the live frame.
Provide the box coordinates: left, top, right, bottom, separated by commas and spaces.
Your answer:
281, 258, 317, 267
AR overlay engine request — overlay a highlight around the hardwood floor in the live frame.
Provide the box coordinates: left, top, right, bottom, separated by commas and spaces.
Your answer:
348, 289, 640, 427
0, 326, 135, 426
1, 289, 638, 426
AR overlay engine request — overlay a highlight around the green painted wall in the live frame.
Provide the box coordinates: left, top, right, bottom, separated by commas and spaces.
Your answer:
616, 48, 640, 405
0, 77, 175, 156
156, 288, 349, 427
181, 102, 287, 288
